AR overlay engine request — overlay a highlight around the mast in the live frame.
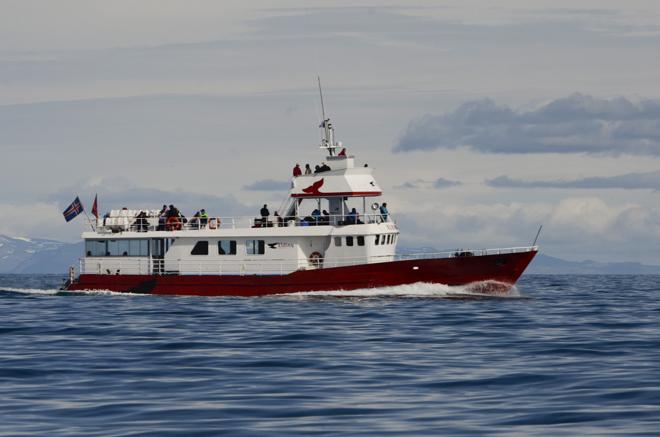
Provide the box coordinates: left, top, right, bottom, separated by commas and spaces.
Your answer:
317, 76, 339, 156
318, 76, 326, 122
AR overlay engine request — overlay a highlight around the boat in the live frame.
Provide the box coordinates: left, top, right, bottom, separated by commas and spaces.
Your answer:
64, 98, 537, 296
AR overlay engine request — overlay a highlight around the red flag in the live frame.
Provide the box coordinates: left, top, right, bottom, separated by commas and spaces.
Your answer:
91, 194, 98, 219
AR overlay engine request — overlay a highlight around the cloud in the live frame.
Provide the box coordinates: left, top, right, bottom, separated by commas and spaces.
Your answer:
395, 178, 461, 190
47, 177, 254, 218
394, 94, 660, 155
395, 197, 660, 263
243, 179, 291, 191
433, 178, 461, 189
486, 170, 660, 190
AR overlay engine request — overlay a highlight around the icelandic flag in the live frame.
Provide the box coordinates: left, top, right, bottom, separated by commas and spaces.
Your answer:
63, 197, 84, 222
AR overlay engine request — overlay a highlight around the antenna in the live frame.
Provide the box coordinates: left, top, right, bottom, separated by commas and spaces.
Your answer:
532, 225, 543, 247
318, 76, 326, 122
316, 76, 337, 156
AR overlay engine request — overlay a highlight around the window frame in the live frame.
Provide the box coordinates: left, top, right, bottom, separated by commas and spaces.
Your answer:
191, 240, 209, 256
218, 240, 237, 255
246, 239, 266, 255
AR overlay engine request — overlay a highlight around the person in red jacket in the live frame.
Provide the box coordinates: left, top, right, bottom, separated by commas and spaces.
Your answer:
293, 163, 302, 177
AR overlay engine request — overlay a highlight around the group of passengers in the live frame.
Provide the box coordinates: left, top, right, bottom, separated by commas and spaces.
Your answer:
157, 205, 185, 231
292, 162, 331, 177
254, 202, 389, 227
256, 204, 284, 228
152, 205, 207, 231
301, 209, 330, 226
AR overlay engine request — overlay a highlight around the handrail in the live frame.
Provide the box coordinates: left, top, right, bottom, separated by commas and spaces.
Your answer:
79, 246, 538, 276
91, 213, 393, 234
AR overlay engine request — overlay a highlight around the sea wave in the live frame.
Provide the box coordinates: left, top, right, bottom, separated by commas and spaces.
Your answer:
280, 280, 521, 298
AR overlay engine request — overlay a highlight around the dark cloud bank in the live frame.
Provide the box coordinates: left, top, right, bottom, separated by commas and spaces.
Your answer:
487, 170, 660, 190
394, 94, 660, 155
395, 178, 461, 190
243, 179, 291, 191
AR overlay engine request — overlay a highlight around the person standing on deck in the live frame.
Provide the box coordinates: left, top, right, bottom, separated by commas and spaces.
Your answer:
200, 209, 209, 227
293, 163, 302, 177
379, 203, 389, 222
260, 204, 270, 227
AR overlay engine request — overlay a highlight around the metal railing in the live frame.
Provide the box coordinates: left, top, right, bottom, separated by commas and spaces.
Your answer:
79, 246, 537, 276
92, 213, 393, 234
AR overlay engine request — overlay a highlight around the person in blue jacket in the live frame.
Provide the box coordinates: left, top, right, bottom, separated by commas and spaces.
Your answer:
379, 203, 389, 222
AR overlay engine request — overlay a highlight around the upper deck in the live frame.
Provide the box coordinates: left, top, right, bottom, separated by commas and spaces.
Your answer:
87, 211, 395, 239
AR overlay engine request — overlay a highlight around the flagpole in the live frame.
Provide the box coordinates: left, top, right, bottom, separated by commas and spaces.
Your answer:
83, 209, 95, 231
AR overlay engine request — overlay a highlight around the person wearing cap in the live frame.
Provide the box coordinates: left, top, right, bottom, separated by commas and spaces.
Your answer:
200, 208, 209, 227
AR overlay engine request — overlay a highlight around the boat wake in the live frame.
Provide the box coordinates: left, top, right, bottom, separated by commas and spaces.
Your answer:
280, 281, 522, 299
1, 281, 521, 299
0, 286, 142, 297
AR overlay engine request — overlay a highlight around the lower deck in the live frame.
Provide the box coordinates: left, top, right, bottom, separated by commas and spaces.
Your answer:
67, 248, 538, 296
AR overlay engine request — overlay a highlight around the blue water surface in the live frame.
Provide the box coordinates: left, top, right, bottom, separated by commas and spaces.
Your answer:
1, 274, 659, 436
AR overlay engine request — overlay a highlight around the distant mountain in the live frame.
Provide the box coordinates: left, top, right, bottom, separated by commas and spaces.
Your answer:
2, 237, 660, 275
526, 253, 660, 275
0, 235, 82, 274
398, 246, 660, 275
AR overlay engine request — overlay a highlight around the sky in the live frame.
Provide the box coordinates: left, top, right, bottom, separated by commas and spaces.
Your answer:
1, 0, 660, 263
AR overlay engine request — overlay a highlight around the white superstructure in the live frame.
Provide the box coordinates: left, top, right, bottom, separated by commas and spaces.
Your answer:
81, 117, 399, 277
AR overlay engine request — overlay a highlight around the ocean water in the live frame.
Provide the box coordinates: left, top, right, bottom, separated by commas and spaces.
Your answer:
1, 275, 659, 436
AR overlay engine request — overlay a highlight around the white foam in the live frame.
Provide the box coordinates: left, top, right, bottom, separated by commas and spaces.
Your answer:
278, 281, 521, 298
0, 287, 61, 296
0, 286, 145, 297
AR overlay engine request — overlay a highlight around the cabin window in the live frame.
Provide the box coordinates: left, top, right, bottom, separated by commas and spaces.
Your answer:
375, 235, 380, 245
246, 240, 265, 255
334, 237, 342, 247
152, 239, 164, 257
218, 240, 237, 255
346, 236, 354, 247
357, 236, 365, 246
191, 241, 209, 255
129, 239, 149, 256
389, 235, 393, 244
85, 240, 106, 257
108, 240, 127, 256
89, 239, 149, 256
116, 240, 129, 256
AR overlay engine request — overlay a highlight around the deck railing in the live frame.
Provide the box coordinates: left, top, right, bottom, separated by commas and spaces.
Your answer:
79, 246, 538, 276
91, 213, 392, 234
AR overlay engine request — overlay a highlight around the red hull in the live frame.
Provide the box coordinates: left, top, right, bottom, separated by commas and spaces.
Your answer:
66, 250, 536, 296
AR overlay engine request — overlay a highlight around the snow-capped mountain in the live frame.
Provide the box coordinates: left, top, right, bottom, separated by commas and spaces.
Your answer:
0, 235, 82, 273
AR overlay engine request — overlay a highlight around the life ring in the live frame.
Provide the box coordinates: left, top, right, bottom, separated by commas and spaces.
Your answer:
166, 216, 182, 231
209, 218, 220, 229
371, 202, 380, 211
308, 251, 324, 268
